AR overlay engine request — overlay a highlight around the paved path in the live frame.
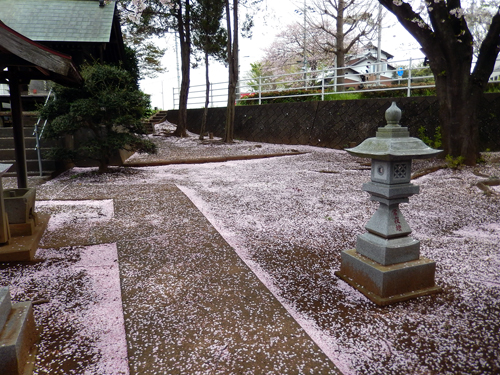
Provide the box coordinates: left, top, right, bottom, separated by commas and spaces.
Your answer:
33, 173, 340, 374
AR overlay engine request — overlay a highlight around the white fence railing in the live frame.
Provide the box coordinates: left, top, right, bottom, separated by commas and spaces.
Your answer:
173, 57, 500, 109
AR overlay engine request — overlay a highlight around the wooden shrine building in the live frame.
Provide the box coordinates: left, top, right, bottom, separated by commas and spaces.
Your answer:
0, 0, 126, 187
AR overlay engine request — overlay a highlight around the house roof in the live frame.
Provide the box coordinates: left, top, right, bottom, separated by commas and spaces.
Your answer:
346, 47, 394, 66
363, 44, 394, 60
0, 0, 116, 43
348, 57, 396, 71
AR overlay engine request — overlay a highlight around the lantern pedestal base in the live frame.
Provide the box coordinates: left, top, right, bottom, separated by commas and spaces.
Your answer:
0, 214, 49, 262
335, 249, 441, 306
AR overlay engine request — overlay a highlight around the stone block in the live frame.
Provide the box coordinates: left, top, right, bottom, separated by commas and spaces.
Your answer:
335, 249, 441, 306
363, 181, 419, 200
364, 204, 411, 238
3, 188, 36, 224
369, 195, 409, 206
0, 301, 38, 375
0, 287, 12, 330
0, 213, 50, 262
356, 232, 420, 265
0, 210, 10, 245
8, 220, 35, 237
371, 160, 412, 184
375, 126, 410, 139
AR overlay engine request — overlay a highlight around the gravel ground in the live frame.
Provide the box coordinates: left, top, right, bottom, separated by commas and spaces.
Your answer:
1, 121, 499, 374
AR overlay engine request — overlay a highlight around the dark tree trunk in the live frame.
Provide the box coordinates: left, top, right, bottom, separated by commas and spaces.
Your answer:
174, 0, 191, 138
98, 158, 110, 174
224, 0, 238, 143
200, 49, 210, 140
433, 64, 482, 165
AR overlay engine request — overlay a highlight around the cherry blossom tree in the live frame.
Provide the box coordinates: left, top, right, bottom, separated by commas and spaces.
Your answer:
465, 0, 499, 57
310, 0, 380, 91
258, 22, 338, 78
378, 0, 500, 165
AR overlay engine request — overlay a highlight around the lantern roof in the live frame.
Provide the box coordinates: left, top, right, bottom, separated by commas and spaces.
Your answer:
345, 102, 442, 161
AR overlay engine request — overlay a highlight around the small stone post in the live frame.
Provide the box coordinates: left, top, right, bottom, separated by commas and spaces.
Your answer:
0, 287, 38, 375
335, 102, 442, 306
0, 164, 12, 244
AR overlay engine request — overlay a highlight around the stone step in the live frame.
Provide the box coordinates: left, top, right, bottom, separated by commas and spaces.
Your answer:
150, 112, 168, 122
0, 137, 60, 149
142, 111, 169, 134
0, 112, 39, 128
0, 126, 60, 177
0, 287, 38, 375
0, 148, 54, 160
2, 160, 57, 176
141, 120, 154, 134
0, 127, 36, 138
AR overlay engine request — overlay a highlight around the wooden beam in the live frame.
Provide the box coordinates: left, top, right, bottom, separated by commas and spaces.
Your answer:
0, 68, 74, 83
0, 23, 71, 76
0, 53, 36, 67
35, 66, 51, 77
7, 68, 28, 189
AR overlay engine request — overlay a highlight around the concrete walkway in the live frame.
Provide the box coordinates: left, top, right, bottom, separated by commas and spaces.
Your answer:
31, 173, 340, 374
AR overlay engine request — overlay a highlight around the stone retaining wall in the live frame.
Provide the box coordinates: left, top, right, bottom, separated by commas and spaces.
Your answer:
166, 94, 500, 151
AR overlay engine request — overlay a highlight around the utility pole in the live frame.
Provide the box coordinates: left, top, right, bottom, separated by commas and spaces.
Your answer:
301, 0, 307, 88
376, 2, 382, 86
295, 0, 313, 88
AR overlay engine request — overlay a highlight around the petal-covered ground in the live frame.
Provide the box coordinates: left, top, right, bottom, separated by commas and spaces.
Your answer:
1, 123, 499, 374
0, 243, 128, 374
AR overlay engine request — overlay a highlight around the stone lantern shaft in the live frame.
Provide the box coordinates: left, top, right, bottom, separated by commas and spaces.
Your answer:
335, 102, 442, 306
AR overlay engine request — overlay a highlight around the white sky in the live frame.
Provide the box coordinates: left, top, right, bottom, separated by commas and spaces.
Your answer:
140, 0, 424, 110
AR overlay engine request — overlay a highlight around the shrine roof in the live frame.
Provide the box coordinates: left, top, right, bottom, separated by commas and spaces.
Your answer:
0, 0, 116, 43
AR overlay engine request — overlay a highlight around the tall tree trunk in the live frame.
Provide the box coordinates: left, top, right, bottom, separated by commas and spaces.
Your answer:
98, 157, 110, 174
224, 0, 238, 143
336, 0, 345, 92
174, 0, 190, 138
422, 12, 486, 166
200, 49, 210, 140
433, 61, 481, 165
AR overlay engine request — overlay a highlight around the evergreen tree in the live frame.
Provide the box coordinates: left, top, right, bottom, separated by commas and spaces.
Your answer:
40, 63, 156, 173
224, 0, 239, 143
121, 0, 192, 137
192, 0, 227, 140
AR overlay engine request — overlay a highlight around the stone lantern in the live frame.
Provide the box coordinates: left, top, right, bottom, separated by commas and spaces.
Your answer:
335, 102, 442, 306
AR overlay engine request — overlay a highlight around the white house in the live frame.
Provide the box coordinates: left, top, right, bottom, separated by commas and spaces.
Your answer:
320, 46, 397, 89
489, 60, 500, 82
342, 46, 396, 87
